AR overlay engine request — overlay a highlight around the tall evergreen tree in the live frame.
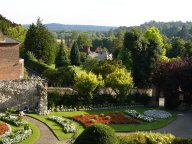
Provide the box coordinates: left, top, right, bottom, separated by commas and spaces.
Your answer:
55, 39, 69, 68
70, 41, 80, 66
24, 18, 56, 64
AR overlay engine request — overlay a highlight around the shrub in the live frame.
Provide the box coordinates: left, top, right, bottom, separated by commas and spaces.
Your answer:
172, 138, 192, 144
126, 93, 151, 105
74, 71, 104, 104
74, 123, 118, 144
25, 59, 52, 75
118, 132, 175, 144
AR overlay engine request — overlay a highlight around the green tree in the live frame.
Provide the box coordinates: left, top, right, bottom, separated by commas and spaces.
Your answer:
123, 28, 149, 88
70, 41, 81, 66
74, 71, 104, 104
123, 27, 164, 88
77, 33, 92, 48
112, 30, 125, 58
55, 39, 69, 68
167, 38, 185, 58
24, 18, 56, 64
105, 68, 133, 102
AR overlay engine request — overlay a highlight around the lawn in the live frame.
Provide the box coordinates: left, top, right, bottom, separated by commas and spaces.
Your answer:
28, 107, 177, 140
0, 118, 40, 144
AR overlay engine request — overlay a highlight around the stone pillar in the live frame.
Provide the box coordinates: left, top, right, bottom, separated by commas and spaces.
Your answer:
36, 84, 48, 115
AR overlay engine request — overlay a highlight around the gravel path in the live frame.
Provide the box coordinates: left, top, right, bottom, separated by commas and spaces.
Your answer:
24, 116, 67, 144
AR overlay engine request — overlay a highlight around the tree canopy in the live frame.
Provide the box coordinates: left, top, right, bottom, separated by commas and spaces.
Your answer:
24, 18, 56, 64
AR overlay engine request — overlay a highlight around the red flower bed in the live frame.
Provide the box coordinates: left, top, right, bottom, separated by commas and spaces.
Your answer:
72, 112, 140, 127
0, 123, 9, 135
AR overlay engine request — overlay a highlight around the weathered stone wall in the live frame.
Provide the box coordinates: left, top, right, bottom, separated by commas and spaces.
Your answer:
0, 77, 48, 114
47, 87, 77, 95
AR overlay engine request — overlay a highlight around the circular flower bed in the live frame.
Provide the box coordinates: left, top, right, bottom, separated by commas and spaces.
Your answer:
144, 110, 172, 119
0, 122, 11, 138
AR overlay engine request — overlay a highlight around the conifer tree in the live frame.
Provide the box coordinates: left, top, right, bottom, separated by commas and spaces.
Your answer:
70, 41, 80, 66
55, 39, 69, 68
24, 18, 56, 64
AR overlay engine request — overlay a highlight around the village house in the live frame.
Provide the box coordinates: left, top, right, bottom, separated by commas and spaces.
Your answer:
80, 46, 113, 60
0, 31, 24, 80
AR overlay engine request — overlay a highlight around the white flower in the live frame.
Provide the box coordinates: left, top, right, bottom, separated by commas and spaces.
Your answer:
48, 116, 76, 133
124, 109, 155, 122
144, 110, 172, 119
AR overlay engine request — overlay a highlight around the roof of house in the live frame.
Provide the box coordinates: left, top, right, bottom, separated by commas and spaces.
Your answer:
0, 31, 19, 44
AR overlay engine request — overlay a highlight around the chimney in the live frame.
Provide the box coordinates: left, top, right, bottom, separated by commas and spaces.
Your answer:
0, 31, 4, 41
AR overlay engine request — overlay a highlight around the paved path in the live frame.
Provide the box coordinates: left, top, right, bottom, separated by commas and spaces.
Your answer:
152, 112, 192, 138
117, 112, 192, 138
24, 116, 60, 144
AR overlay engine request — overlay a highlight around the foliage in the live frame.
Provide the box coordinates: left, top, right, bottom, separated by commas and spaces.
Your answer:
91, 60, 126, 79
0, 114, 27, 126
2, 129, 32, 144
55, 39, 69, 68
24, 18, 56, 64
48, 91, 79, 108
167, 38, 185, 58
123, 27, 163, 88
77, 33, 92, 48
70, 41, 81, 66
25, 59, 53, 75
74, 123, 118, 144
118, 132, 175, 144
44, 67, 75, 86
82, 57, 100, 71
172, 138, 192, 144
74, 71, 104, 104
105, 68, 133, 102
152, 58, 192, 108
125, 93, 151, 105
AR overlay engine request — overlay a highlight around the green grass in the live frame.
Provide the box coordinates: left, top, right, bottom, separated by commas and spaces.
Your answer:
27, 113, 84, 140
28, 107, 176, 140
0, 119, 40, 144
21, 121, 40, 144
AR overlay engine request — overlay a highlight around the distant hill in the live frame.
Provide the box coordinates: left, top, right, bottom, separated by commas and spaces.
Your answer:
24, 23, 117, 31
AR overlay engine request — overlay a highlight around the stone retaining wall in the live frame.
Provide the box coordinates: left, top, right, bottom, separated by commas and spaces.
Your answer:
0, 77, 48, 115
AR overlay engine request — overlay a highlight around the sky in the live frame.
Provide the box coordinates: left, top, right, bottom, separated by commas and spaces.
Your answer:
1, 0, 192, 26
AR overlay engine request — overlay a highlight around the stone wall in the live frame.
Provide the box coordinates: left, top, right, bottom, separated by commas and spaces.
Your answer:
0, 77, 48, 115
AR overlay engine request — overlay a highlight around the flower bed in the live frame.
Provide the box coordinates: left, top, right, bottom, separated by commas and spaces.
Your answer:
0, 123, 11, 138
72, 112, 140, 127
124, 110, 154, 122
0, 114, 26, 126
48, 116, 76, 133
2, 128, 32, 144
144, 110, 172, 119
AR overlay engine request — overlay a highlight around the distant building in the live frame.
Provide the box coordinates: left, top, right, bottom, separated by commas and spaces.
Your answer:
79, 45, 113, 60
88, 49, 113, 60
0, 31, 24, 80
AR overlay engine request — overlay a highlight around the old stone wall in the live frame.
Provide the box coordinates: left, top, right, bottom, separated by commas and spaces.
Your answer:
0, 77, 48, 114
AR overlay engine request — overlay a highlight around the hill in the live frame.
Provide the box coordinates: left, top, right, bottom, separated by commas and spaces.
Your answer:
24, 23, 117, 31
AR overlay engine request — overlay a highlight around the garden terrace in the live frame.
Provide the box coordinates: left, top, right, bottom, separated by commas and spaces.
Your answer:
28, 107, 176, 140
